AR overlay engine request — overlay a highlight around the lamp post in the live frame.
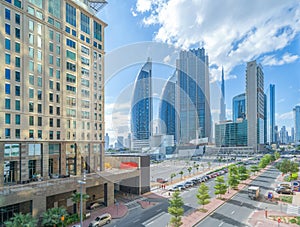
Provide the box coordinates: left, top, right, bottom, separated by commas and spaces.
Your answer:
78, 171, 86, 227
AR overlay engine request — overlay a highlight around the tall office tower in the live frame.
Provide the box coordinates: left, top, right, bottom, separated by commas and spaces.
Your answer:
0, 0, 112, 219
131, 59, 152, 150
219, 67, 226, 122
264, 93, 267, 144
274, 125, 279, 143
105, 133, 109, 150
176, 48, 211, 143
294, 106, 300, 143
116, 136, 124, 149
246, 60, 265, 150
280, 126, 288, 144
232, 93, 246, 122
291, 127, 295, 143
270, 84, 275, 143
159, 72, 177, 143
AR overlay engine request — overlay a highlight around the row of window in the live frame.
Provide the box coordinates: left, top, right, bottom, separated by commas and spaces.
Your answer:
5, 128, 61, 140
5, 84, 20, 96
5, 68, 20, 82
4, 8, 20, 24
5, 23, 20, 38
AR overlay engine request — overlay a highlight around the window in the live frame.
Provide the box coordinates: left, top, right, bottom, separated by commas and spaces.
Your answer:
49, 30, 54, 40
29, 75, 34, 85
49, 105, 53, 114
80, 34, 85, 41
5, 23, 10, 35
36, 11, 43, 20
66, 73, 76, 83
57, 119, 60, 127
66, 85, 76, 93
15, 85, 20, 96
5, 98, 11, 109
49, 68, 53, 77
29, 88, 34, 98
49, 131, 53, 140
56, 82, 60, 91
49, 118, 53, 127
38, 117, 42, 126
66, 50, 76, 60
37, 23, 42, 35
81, 45, 90, 55
56, 94, 60, 103
56, 107, 60, 115
94, 21, 102, 41
49, 93, 53, 102
86, 37, 90, 43
5, 83, 10, 94
15, 114, 20, 124
38, 130, 42, 139
56, 131, 60, 140
5, 38, 11, 50
29, 33, 34, 44
37, 104, 42, 113
66, 62, 76, 72
37, 36, 42, 48
81, 56, 89, 66
66, 3, 76, 27
29, 61, 34, 72
56, 57, 60, 67
49, 42, 53, 52
15, 13, 20, 24
15, 71, 20, 82
5, 128, 11, 138
37, 90, 42, 100
15, 28, 20, 39
80, 13, 90, 34
29, 116, 34, 126
15, 129, 20, 138
5, 8, 11, 20
56, 46, 60, 55
15, 42, 20, 53
5, 53, 11, 64
66, 38, 76, 49
65, 26, 70, 33
81, 78, 90, 87
56, 70, 60, 79
15, 56, 20, 67
14, 0, 22, 8
29, 47, 34, 58
48, 17, 54, 25
5, 113, 11, 124
38, 77, 42, 87
37, 50, 42, 61
29, 130, 34, 139
49, 55, 53, 64
49, 80, 53, 89
15, 100, 20, 110
48, 0, 61, 19
29, 102, 34, 112
72, 29, 76, 37
28, 6, 34, 15
5, 69, 11, 80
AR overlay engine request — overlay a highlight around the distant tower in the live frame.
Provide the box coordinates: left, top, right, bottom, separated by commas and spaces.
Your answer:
219, 67, 226, 122
105, 133, 109, 150
294, 106, 300, 143
270, 84, 276, 143
232, 93, 246, 122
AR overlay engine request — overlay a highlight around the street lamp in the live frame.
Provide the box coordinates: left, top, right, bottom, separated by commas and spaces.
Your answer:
78, 171, 86, 227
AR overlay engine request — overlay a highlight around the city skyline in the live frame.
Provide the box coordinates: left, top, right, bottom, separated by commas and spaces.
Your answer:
101, 0, 300, 144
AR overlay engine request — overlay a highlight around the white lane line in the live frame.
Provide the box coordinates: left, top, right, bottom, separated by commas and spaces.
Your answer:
133, 218, 140, 223
157, 208, 162, 212
219, 222, 224, 227
231, 210, 235, 214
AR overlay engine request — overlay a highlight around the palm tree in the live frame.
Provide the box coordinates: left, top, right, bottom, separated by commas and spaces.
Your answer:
42, 207, 68, 227
179, 170, 184, 179
170, 173, 176, 183
71, 192, 90, 214
5, 213, 37, 227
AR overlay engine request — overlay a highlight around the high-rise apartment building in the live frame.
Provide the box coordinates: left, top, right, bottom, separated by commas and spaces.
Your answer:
176, 48, 211, 143
294, 106, 300, 143
279, 126, 288, 144
232, 93, 246, 122
131, 59, 152, 150
105, 133, 109, 150
0, 0, 150, 222
159, 72, 177, 142
219, 67, 226, 122
270, 84, 276, 143
246, 60, 265, 150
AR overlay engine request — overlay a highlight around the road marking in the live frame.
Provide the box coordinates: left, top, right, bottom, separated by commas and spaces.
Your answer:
219, 222, 224, 226
231, 210, 235, 214
133, 218, 140, 223
142, 212, 166, 226
241, 202, 243, 206
157, 208, 162, 212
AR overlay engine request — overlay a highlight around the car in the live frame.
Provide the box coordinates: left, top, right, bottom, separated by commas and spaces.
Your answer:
169, 185, 184, 191
275, 186, 293, 195
89, 213, 112, 227
184, 181, 193, 188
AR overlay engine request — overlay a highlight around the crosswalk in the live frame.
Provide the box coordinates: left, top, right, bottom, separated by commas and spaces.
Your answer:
287, 205, 300, 215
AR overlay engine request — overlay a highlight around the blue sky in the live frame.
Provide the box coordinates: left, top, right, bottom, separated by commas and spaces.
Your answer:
99, 0, 300, 144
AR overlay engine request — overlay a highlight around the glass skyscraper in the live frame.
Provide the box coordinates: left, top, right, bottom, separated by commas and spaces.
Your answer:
131, 59, 153, 141
176, 48, 211, 143
270, 84, 276, 143
219, 67, 226, 122
294, 106, 300, 143
159, 72, 177, 142
232, 93, 246, 122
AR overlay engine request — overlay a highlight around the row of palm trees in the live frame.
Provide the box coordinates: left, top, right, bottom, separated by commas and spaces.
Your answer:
5, 192, 90, 227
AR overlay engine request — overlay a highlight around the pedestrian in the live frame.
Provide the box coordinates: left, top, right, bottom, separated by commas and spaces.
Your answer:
265, 207, 268, 218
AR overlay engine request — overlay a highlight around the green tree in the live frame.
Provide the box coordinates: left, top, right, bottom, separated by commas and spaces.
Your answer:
170, 173, 176, 183
208, 162, 211, 169
250, 165, 260, 175
274, 151, 280, 160
238, 165, 249, 180
71, 192, 90, 214
276, 159, 299, 178
42, 207, 68, 227
228, 165, 239, 189
5, 213, 37, 227
168, 190, 184, 227
187, 166, 193, 176
178, 170, 184, 179
214, 176, 228, 199
196, 183, 211, 210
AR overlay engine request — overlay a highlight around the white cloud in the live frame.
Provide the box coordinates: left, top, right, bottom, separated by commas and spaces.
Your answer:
134, 0, 300, 81
262, 52, 299, 66
277, 98, 285, 104
277, 111, 293, 120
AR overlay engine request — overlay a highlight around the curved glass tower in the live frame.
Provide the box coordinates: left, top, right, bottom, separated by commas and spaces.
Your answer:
159, 72, 177, 142
131, 59, 153, 141
232, 93, 246, 122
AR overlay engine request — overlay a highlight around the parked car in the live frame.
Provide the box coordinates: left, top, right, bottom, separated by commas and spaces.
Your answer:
275, 186, 293, 195
184, 181, 193, 188
169, 184, 184, 191
89, 213, 112, 227
156, 178, 168, 183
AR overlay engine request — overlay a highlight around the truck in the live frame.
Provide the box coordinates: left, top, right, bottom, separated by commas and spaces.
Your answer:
248, 186, 260, 200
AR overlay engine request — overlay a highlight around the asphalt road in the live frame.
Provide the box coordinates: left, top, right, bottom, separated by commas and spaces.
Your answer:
196, 164, 282, 227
